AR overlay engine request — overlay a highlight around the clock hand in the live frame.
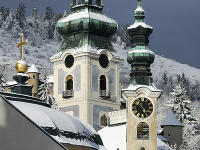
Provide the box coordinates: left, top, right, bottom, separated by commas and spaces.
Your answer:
139, 103, 146, 113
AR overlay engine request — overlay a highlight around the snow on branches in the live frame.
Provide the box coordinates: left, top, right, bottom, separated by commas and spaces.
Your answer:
37, 73, 59, 110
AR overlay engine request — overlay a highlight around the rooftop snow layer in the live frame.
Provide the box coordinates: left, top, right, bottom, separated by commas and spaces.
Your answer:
27, 64, 39, 73
161, 109, 184, 127
58, 10, 116, 24
128, 22, 153, 29
98, 125, 172, 150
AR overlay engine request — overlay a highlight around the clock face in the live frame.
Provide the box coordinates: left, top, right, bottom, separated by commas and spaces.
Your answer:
131, 97, 153, 119
99, 54, 109, 68
65, 55, 74, 68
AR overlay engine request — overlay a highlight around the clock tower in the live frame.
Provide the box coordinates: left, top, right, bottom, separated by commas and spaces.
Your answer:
121, 0, 161, 150
50, 0, 122, 130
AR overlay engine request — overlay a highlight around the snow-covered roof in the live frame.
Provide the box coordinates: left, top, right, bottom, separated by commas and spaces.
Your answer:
98, 125, 172, 150
0, 92, 105, 150
122, 83, 161, 92
135, 7, 145, 12
3, 81, 17, 86
161, 109, 184, 127
128, 49, 154, 54
157, 135, 169, 142
27, 64, 39, 73
128, 22, 153, 29
58, 10, 116, 24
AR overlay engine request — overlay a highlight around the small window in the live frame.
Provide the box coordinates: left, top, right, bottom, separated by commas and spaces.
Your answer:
33, 75, 35, 78
100, 75, 106, 91
100, 114, 107, 126
66, 75, 73, 90
137, 122, 149, 140
140, 147, 145, 150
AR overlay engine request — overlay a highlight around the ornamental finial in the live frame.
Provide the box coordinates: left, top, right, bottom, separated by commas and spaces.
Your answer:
16, 33, 27, 60
15, 33, 28, 73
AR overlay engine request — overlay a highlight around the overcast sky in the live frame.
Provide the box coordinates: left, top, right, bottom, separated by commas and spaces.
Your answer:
1, 0, 200, 68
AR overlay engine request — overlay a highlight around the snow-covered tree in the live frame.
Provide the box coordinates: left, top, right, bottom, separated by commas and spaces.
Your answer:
32, 7, 38, 23
170, 84, 196, 125
2, 10, 15, 30
37, 74, 59, 110
16, 3, 26, 29
44, 6, 54, 21
0, 65, 6, 91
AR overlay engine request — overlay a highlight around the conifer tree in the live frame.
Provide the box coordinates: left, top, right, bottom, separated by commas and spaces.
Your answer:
170, 84, 196, 124
44, 6, 53, 21
2, 10, 15, 30
16, 3, 26, 29
37, 73, 59, 110
32, 7, 38, 23
0, 65, 6, 91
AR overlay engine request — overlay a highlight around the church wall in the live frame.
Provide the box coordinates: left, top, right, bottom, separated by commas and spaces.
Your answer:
72, 65, 81, 91
58, 68, 66, 95
93, 105, 115, 131
52, 51, 121, 130
0, 96, 67, 150
61, 105, 80, 118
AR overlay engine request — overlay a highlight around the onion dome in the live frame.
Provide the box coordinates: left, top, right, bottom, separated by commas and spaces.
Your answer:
15, 59, 28, 73
56, 0, 118, 52
127, 0, 155, 85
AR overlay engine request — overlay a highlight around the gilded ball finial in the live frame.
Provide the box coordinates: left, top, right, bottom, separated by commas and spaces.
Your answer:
15, 59, 28, 73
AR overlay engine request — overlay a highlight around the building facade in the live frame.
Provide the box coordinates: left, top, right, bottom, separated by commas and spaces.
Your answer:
50, 0, 123, 130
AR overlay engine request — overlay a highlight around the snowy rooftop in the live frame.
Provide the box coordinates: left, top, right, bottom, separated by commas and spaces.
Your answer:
128, 22, 153, 29
1, 92, 106, 150
98, 125, 172, 150
161, 109, 184, 127
27, 64, 39, 73
58, 10, 116, 24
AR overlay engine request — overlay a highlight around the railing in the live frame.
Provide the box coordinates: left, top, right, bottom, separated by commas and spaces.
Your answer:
99, 90, 111, 98
62, 90, 74, 98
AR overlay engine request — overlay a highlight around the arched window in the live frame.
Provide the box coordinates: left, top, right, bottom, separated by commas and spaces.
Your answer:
137, 122, 149, 140
100, 75, 106, 91
66, 75, 73, 90
100, 114, 107, 126
140, 147, 145, 150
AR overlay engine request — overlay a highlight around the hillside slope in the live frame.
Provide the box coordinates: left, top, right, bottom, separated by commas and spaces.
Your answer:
1, 31, 200, 85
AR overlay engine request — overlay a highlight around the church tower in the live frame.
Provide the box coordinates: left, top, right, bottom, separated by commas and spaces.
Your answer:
50, 0, 123, 130
121, 0, 161, 150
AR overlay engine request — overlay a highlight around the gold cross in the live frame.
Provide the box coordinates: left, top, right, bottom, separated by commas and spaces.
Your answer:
16, 33, 27, 60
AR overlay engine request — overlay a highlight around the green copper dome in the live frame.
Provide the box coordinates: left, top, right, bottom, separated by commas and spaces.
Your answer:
56, 0, 118, 52
127, 0, 155, 86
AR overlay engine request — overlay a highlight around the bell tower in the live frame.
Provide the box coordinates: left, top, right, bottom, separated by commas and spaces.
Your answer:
50, 0, 123, 130
121, 0, 161, 149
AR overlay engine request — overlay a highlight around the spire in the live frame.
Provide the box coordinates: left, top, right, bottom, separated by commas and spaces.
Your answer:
134, 0, 145, 23
56, 0, 117, 52
126, 0, 155, 86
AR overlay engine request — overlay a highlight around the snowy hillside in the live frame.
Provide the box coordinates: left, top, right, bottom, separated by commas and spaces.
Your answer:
1, 31, 200, 85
